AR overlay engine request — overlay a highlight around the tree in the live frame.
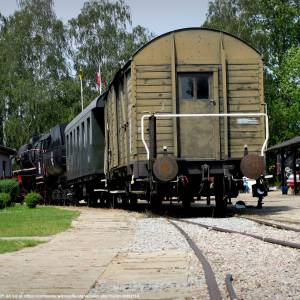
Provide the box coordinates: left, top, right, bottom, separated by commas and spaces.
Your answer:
204, 0, 299, 67
69, 0, 154, 94
0, 0, 79, 148
270, 46, 300, 144
204, 0, 300, 146
0, 0, 153, 149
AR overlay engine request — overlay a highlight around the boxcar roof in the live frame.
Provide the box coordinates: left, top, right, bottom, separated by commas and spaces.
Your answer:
65, 93, 106, 133
106, 27, 262, 93
134, 27, 261, 57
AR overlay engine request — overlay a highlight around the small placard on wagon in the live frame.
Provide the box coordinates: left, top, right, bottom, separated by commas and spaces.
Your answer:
237, 118, 259, 125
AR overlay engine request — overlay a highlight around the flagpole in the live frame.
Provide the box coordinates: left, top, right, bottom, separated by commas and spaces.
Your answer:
80, 78, 83, 112
3, 97, 7, 146
79, 67, 84, 111
99, 64, 102, 95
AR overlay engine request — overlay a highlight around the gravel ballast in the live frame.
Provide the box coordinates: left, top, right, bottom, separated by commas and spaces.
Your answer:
175, 218, 300, 299
89, 213, 300, 299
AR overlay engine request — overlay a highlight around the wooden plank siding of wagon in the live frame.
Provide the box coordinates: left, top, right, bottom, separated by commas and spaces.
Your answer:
122, 72, 128, 165
130, 62, 138, 161
126, 71, 133, 164
226, 63, 263, 158
135, 65, 173, 160
117, 83, 125, 166
112, 87, 119, 168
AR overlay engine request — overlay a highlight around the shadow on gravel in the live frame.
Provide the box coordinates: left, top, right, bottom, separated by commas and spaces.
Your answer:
122, 201, 294, 219
231, 205, 294, 217
78, 196, 295, 219
122, 202, 233, 219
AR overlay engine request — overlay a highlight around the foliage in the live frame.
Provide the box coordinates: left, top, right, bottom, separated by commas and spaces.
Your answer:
0, 192, 11, 209
0, 205, 80, 237
269, 46, 300, 144
25, 192, 42, 208
0, 0, 77, 148
0, 239, 44, 254
0, 179, 20, 202
204, 0, 299, 67
0, 0, 153, 149
68, 0, 154, 91
204, 0, 300, 146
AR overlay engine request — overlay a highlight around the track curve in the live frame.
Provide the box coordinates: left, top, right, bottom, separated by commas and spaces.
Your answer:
168, 220, 222, 300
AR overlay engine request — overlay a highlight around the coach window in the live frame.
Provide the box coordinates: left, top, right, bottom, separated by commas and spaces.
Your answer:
77, 126, 80, 147
66, 134, 69, 154
179, 73, 212, 100
73, 130, 75, 152
87, 117, 90, 145
70, 132, 72, 154
81, 122, 85, 147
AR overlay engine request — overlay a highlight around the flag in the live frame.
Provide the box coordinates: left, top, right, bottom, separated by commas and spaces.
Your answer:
96, 72, 101, 92
79, 67, 83, 81
97, 64, 102, 94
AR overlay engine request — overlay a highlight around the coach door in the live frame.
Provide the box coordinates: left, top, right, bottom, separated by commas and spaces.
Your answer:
178, 72, 220, 159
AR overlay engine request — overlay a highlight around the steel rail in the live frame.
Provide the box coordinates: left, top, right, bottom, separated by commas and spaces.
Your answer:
176, 219, 300, 250
168, 220, 222, 300
237, 216, 300, 233
225, 274, 238, 300
141, 112, 269, 159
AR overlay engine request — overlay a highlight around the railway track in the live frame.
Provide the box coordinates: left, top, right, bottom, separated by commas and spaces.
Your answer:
168, 215, 300, 299
168, 219, 238, 300
175, 218, 300, 250
237, 216, 300, 232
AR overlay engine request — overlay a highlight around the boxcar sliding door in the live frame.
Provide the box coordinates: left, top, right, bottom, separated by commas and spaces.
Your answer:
178, 70, 220, 159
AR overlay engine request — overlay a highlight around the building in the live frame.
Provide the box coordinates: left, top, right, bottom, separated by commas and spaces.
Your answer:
0, 145, 16, 178
267, 136, 300, 194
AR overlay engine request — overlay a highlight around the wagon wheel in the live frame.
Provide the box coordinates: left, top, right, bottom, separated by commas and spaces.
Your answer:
178, 185, 192, 209
149, 192, 162, 210
214, 174, 227, 217
129, 193, 137, 208
98, 192, 107, 207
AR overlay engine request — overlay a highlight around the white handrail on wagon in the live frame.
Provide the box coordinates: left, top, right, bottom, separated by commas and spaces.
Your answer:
141, 113, 269, 160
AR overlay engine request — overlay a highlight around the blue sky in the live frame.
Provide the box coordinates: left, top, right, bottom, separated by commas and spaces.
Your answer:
0, 0, 210, 35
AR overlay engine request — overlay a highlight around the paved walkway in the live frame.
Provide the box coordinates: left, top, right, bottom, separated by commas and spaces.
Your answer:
235, 190, 300, 227
0, 208, 134, 300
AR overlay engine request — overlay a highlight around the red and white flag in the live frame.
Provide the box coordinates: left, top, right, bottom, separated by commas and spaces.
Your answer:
96, 65, 102, 95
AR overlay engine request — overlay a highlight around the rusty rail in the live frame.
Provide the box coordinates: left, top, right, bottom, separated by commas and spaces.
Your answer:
225, 274, 238, 300
168, 220, 222, 300
177, 219, 300, 250
237, 216, 300, 233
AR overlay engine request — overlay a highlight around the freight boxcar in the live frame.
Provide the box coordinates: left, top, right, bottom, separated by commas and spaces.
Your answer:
103, 28, 268, 212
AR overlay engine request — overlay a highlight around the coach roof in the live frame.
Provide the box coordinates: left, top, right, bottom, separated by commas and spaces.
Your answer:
65, 92, 106, 133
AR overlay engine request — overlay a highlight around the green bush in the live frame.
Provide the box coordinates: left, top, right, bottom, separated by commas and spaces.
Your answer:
0, 179, 20, 202
0, 193, 11, 209
25, 192, 42, 209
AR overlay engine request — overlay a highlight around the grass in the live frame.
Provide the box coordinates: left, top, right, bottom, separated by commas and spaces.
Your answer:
0, 205, 80, 237
0, 240, 44, 254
